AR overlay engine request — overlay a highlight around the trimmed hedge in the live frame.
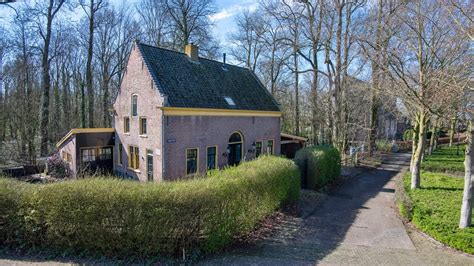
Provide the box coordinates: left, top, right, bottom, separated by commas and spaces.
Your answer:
294, 145, 341, 190
0, 156, 299, 258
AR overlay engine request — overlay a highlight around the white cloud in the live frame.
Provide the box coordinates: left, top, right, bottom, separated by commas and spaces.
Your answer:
209, 2, 258, 22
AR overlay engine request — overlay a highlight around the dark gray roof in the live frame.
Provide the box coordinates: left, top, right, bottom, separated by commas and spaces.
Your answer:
137, 42, 280, 112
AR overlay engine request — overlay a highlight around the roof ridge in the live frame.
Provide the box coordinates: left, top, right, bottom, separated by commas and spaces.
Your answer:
137, 42, 250, 71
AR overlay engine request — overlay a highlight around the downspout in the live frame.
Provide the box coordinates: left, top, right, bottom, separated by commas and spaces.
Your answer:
160, 95, 168, 181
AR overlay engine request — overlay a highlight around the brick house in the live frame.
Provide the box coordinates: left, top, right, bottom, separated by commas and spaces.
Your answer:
111, 41, 281, 181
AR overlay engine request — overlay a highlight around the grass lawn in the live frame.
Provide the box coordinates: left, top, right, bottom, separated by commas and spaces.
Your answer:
403, 172, 474, 254
422, 145, 465, 173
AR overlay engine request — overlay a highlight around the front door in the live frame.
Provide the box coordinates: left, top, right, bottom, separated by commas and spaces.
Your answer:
228, 132, 243, 166
146, 150, 153, 181
228, 143, 242, 166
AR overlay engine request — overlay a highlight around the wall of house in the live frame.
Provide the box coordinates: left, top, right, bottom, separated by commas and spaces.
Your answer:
58, 136, 77, 175
75, 132, 115, 174
163, 115, 280, 180
113, 44, 165, 182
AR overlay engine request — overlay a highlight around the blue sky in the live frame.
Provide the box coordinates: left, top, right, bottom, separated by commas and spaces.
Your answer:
0, 0, 257, 54
210, 0, 258, 46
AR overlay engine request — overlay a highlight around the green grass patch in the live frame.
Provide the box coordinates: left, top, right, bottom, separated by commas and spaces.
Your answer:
423, 145, 465, 173
0, 156, 300, 258
402, 172, 474, 254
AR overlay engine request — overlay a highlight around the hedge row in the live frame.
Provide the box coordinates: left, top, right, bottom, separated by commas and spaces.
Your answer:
0, 156, 300, 258
294, 145, 341, 190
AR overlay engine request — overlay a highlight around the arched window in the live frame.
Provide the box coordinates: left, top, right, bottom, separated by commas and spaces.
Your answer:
131, 94, 138, 116
229, 132, 242, 143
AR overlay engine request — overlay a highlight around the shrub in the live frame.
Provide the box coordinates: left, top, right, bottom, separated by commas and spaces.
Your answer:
294, 145, 341, 190
403, 129, 415, 141
0, 156, 299, 258
375, 140, 392, 152
46, 154, 72, 179
0, 178, 32, 246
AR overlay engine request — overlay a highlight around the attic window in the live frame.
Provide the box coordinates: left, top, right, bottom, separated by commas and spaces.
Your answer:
224, 97, 235, 106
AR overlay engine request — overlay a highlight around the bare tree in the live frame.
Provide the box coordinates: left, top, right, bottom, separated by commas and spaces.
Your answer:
387, 0, 469, 189
298, 0, 324, 144
264, 0, 304, 135
359, 0, 397, 155
164, 0, 216, 53
229, 10, 266, 71
136, 0, 172, 47
31, 0, 66, 156
81, 0, 105, 128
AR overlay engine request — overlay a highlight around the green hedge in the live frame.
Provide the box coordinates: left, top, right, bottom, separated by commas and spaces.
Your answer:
0, 156, 299, 258
294, 145, 341, 190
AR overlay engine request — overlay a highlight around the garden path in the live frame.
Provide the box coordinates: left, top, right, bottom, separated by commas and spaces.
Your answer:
200, 153, 474, 265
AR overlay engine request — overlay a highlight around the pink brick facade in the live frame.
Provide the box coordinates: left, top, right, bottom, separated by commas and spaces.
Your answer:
163, 116, 280, 180
113, 44, 165, 182
113, 43, 281, 182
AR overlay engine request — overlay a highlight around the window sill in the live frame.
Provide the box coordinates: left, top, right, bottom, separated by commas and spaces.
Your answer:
124, 133, 130, 135
128, 168, 141, 173
139, 134, 148, 138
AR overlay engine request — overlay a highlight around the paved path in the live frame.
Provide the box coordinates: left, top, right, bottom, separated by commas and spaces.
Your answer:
200, 153, 474, 265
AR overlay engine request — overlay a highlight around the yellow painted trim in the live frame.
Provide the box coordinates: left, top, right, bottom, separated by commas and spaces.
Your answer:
139, 116, 147, 135
228, 131, 244, 164
186, 147, 199, 175
79, 145, 114, 165
124, 117, 130, 133
146, 149, 154, 181
255, 140, 263, 157
281, 133, 308, 142
56, 128, 114, 148
267, 139, 274, 155
161, 107, 282, 117
206, 145, 218, 170
128, 145, 140, 170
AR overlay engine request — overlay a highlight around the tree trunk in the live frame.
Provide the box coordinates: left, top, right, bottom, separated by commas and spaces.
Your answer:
449, 118, 456, 147
460, 118, 473, 228
428, 119, 438, 155
411, 111, 427, 189
81, 80, 86, 128
86, 0, 95, 128
410, 120, 419, 172
293, 49, 300, 135
368, 0, 384, 156
39, 1, 54, 157
368, 90, 379, 155
102, 74, 110, 127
